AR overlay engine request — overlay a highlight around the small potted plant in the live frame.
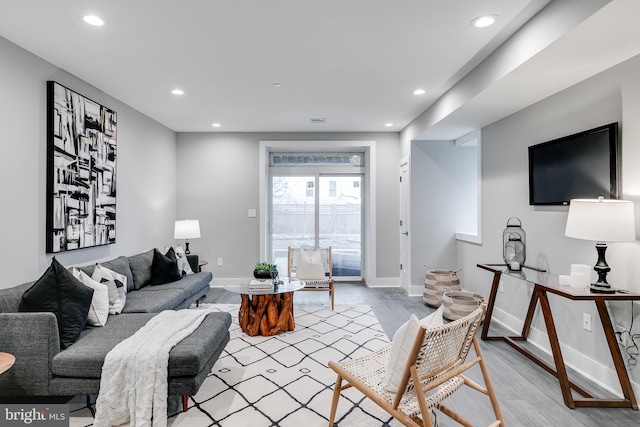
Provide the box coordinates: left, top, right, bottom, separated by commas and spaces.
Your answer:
254, 262, 278, 280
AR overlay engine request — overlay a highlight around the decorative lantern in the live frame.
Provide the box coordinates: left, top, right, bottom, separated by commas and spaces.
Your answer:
503, 217, 526, 270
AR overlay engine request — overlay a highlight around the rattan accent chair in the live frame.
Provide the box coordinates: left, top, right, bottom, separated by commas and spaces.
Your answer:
328, 304, 504, 427
287, 247, 334, 310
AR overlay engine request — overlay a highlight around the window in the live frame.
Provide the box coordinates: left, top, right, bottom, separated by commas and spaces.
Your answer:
329, 180, 337, 197
454, 130, 482, 244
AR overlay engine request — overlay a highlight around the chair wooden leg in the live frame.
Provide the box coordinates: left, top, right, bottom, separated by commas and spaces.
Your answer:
330, 281, 335, 310
328, 375, 343, 426
473, 337, 505, 426
182, 395, 189, 412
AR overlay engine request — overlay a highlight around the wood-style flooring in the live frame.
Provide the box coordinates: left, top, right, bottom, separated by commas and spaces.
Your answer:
206, 282, 640, 427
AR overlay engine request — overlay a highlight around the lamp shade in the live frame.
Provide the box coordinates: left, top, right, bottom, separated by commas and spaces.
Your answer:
565, 198, 636, 242
174, 220, 201, 239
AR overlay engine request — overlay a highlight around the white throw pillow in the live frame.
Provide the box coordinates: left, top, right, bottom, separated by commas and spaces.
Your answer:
420, 305, 444, 329
168, 245, 194, 275
296, 250, 325, 280
92, 264, 127, 315
381, 306, 444, 393
72, 268, 109, 327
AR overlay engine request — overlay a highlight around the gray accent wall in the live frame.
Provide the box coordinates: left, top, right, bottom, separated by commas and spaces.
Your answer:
175, 132, 401, 283
0, 36, 177, 288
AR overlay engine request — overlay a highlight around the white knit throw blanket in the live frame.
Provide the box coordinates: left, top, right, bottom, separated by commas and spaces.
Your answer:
93, 307, 216, 427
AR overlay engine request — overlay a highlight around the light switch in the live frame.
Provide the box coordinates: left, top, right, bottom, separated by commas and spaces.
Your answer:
248, 209, 257, 218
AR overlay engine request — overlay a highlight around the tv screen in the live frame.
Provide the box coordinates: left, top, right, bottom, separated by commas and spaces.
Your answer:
528, 123, 619, 205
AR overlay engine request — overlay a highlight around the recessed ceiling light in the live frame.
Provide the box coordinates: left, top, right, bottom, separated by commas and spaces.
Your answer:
385, 123, 394, 127
212, 123, 221, 127
413, 89, 426, 95
273, 83, 283, 88
471, 14, 498, 28
171, 89, 185, 95
83, 15, 104, 27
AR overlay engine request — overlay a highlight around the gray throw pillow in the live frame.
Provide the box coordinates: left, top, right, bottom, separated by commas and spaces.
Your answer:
128, 249, 155, 290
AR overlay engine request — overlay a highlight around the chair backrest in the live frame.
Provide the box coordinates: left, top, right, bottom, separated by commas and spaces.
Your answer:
287, 247, 333, 279
396, 304, 486, 398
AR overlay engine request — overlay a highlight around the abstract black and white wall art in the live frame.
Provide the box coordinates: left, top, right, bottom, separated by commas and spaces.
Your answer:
46, 81, 117, 253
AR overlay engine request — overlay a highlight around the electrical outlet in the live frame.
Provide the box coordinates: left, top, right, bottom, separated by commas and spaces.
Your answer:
499, 280, 505, 293
217, 258, 223, 266
583, 313, 592, 332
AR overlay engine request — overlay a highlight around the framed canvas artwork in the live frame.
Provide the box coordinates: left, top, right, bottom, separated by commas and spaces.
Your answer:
46, 81, 117, 253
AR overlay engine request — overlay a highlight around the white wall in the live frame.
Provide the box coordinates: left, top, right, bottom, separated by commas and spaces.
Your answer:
458, 54, 640, 393
175, 132, 400, 284
0, 36, 177, 288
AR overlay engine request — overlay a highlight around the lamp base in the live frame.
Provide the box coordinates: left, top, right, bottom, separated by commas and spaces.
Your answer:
590, 282, 616, 294
589, 242, 614, 293
184, 240, 191, 255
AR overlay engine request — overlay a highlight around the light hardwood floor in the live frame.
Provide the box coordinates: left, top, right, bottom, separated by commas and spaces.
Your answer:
206, 282, 640, 427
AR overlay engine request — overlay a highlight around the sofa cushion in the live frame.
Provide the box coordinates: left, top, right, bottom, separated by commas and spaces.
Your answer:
18, 258, 94, 349
52, 312, 232, 378
78, 256, 135, 293
128, 249, 155, 290
140, 272, 211, 300
150, 248, 181, 286
120, 289, 186, 313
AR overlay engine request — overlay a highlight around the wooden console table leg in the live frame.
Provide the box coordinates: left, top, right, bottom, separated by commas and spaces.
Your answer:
481, 269, 502, 340
594, 300, 638, 409
521, 286, 540, 340
537, 287, 575, 409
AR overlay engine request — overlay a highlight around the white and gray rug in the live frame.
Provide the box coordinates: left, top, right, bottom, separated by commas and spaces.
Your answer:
71, 304, 403, 427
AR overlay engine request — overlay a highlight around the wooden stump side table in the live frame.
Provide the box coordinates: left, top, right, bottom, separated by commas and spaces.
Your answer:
0, 352, 15, 375
224, 278, 305, 337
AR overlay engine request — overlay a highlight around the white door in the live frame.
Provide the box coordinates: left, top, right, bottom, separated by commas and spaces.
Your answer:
399, 157, 410, 289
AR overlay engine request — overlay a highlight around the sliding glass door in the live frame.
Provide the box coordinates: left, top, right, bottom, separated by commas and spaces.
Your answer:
270, 174, 362, 279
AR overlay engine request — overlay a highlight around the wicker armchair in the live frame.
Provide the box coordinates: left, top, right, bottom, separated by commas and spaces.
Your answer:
287, 247, 334, 310
328, 304, 504, 427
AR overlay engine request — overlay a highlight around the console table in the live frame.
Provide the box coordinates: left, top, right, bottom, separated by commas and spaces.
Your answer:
478, 263, 639, 410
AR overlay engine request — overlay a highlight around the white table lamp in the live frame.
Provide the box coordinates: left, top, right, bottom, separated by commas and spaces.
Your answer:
174, 220, 201, 254
565, 197, 635, 293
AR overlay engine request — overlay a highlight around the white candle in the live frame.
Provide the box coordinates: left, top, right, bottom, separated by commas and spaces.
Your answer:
511, 261, 520, 270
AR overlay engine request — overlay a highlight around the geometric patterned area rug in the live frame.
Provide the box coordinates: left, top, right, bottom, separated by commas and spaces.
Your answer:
69, 304, 403, 427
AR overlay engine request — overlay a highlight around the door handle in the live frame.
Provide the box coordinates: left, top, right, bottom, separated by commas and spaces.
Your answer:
402, 232, 409, 236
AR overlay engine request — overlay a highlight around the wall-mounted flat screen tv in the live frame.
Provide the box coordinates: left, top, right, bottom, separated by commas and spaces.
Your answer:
528, 122, 619, 206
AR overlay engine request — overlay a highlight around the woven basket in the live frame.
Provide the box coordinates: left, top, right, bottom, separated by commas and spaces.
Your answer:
442, 291, 484, 321
423, 269, 461, 307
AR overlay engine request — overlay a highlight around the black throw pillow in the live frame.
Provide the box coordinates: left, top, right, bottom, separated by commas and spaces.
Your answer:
18, 257, 94, 349
150, 247, 181, 285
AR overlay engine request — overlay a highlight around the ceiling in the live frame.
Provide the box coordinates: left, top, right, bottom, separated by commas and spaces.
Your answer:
0, 1, 638, 136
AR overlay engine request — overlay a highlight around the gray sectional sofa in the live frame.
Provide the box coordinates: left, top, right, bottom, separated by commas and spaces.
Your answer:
0, 249, 231, 410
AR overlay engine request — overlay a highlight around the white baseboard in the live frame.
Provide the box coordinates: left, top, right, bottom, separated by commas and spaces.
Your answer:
407, 285, 424, 297
491, 307, 639, 398
365, 277, 401, 288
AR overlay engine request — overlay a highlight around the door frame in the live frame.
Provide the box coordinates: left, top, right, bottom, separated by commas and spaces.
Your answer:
399, 156, 411, 291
